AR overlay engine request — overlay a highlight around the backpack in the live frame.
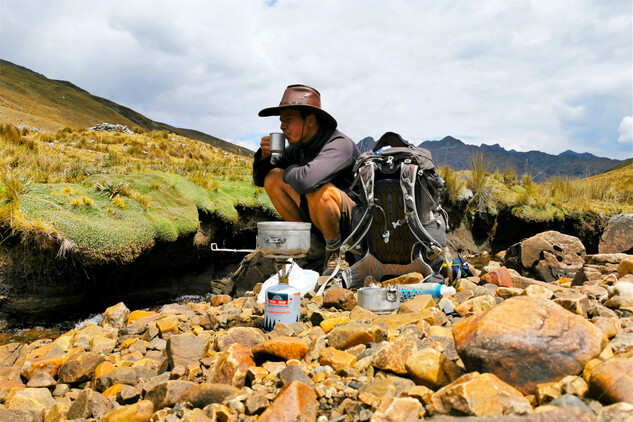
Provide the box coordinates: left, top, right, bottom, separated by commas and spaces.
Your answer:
337, 132, 450, 289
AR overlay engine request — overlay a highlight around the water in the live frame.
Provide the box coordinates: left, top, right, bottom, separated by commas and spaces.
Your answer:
0, 293, 210, 346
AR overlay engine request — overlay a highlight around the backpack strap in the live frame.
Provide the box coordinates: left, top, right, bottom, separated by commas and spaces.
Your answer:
400, 163, 443, 250
340, 161, 376, 254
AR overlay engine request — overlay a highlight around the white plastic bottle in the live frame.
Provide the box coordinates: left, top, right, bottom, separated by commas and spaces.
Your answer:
399, 282, 456, 301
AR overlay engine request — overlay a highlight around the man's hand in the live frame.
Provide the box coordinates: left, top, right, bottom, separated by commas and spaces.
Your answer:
260, 135, 272, 159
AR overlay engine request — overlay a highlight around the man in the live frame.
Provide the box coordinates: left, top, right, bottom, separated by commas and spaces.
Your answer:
253, 84, 360, 275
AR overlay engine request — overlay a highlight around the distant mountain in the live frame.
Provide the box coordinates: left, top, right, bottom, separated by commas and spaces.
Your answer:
355, 135, 623, 181
418, 136, 621, 181
0, 59, 253, 156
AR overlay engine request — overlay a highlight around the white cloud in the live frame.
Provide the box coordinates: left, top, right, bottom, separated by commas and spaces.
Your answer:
0, 0, 631, 159
618, 116, 633, 143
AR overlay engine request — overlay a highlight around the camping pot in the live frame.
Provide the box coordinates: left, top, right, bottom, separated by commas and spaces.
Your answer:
356, 285, 401, 314
256, 221, 311, 258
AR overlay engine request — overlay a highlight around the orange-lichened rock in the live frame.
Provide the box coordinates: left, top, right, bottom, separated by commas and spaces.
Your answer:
258, 381, 318, 422
453, 296, 607, 395
251, 337, 308, 362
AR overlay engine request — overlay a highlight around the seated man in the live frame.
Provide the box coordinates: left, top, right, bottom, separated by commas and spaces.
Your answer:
253, 84, 360, 275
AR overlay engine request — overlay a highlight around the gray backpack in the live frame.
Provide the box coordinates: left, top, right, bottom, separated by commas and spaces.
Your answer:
339, 132, 449, 288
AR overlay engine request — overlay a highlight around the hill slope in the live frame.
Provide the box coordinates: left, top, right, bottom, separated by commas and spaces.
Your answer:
0, 59, 252, 156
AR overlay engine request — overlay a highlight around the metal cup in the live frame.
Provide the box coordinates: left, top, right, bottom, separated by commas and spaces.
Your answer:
270, 132, 286, 154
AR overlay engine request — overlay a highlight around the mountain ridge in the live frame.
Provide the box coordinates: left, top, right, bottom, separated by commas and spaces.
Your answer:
356, 134, 623, 181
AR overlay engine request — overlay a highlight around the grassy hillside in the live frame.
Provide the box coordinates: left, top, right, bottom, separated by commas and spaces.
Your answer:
0, 124, 272, 264
0, 59, 252, 156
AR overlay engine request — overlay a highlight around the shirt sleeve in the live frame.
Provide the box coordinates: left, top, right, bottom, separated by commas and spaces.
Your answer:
282, 137, 356, 194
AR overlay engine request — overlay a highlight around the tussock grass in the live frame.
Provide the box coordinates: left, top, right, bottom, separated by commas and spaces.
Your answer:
0, 125, 272, 263
465, 149, 495, 212
440, 159, 632, 221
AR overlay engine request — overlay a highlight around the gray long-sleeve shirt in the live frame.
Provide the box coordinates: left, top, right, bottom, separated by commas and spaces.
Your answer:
253, 129, 360, 195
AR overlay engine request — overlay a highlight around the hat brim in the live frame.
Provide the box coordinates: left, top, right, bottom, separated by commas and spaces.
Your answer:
258, 104, 337, 129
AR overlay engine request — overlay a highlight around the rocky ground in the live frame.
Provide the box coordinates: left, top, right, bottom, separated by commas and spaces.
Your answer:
0, 230, 632, 421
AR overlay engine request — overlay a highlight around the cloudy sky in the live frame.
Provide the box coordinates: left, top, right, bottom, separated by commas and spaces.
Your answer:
1, 0, 632, 159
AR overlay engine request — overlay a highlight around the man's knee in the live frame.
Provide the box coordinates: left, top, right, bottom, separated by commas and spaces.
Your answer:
306, 184, 342, 210
263, 168, 284, 192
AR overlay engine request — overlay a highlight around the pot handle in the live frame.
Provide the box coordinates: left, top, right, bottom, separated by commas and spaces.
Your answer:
266, 237, 286, 244
386, 285, 399, 302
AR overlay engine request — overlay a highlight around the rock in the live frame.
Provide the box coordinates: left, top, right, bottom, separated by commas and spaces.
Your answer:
166, 334, 209, 369
549, 394, 595, 415
428, 408, 596, 421
67, 388, 113, 419
618, 256, 633, 278
0, 409, 35, 422
25, 370, 56, 388
208, 343, 254, 387
588, 357, 633, 404
57, 351, 104, 384
453, 296, 607, 395
599, 214, 633, 254
323, 288, 357, 311
358, 373, 415, 404
230, 251, 276, 297
319, 347, 357, 370
5, 387, 54, 421
371, 397, 422, 422
605, 282, 633, 309
96, 366, 140, 392
98, 399, 154, 422
349, 305, 377, 322
102, 302, 130, 329
279, 364, 313, 387
252, 336, 308, 361
523, 284, 554, 299
400, 295, 436, 315
429, 372, 532, 417
89, 122, 134, 133
597, 402, 633, 422
145, 380, 195, 410
610, 332, 633, 353
503, 231, 586, 282
245, 391, 269, 415
258, 381, 318, 422
372, 335, 418, 375
553, 292, 591, 317
454, 295, 497, 316
188, 383, 239, 408
327, 322, 387, 350
126, 310, 157, 326
215, 326, 266, 351
371, 313, 426, 331
405, 347, 450, 389
572, 253, 630, 286
481, 266, 513, 287
0, 343, 25, 368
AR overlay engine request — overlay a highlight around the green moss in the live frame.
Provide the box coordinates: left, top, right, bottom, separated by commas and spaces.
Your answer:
511, 204, 566, 222
16, 171, 272, 264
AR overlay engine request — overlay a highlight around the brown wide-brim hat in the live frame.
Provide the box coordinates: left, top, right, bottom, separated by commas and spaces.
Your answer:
258, 84, 337, 129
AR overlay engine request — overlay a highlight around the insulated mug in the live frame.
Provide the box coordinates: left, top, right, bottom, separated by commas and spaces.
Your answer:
270, 132, 286, 154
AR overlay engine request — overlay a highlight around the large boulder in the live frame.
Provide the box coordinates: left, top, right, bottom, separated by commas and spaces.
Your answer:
599, 214, 633, 254
453, 296, 607, 395
503, 231, 586, 282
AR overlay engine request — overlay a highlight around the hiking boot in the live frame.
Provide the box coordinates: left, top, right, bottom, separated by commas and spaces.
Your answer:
323, 248, 349, 277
